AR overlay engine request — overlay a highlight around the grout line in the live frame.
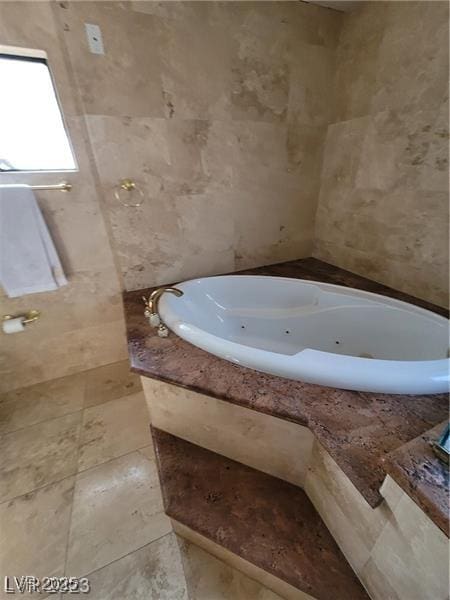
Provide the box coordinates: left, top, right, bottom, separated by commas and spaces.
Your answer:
172, 530, 194, 600
75, 441, 155, 475
0, 406, 84, 437
62, 448, 81, 578
0, 386, 143, 437
0, 441, 155, 508
79, 531, 175, 580
0, 472, 78, 507
62, 384, 86, 578
0, 359, 132, 399
82, 386, 143, 412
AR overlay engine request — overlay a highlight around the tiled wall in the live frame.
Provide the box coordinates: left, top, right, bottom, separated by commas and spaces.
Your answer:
2, 1, 448, 390
58, 1, 341, 290
0, 2, 127, 392
313, 1, 449, 307
1, 1, 341, 390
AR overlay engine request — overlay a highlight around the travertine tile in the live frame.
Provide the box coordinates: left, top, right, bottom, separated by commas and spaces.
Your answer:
76, 2, 339, 293
155, 3, 233, 121
78, 392, 150, 471
60, 1, 164, 117
84, 115, 170, 189
320, 116, 370, 186
0, 373, 85, 434
0, 413, 81, 502
356, 106, 449, 193
84, 360, 142, 408
232, 184, 315, 270
178, 537, 284, 600
0, 268, 122, 341
332, 2, 388, 122
363, 492, 450, 600
304, 440, 402, 573
288, 43, 334, 127
66, 451, 171, 576
314, 239, 449, 308
138, 444, 155, 461
0, 320, 128, 393
174, 191, 235, 259
84, 534, 188, 600
0, 477, 74, 600
142, 377, 313, 488
358, 558, 401, 600
371, 0, 449, 115
314, 0, 449, 309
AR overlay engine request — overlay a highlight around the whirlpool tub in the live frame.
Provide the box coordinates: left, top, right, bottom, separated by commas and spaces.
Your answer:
159, 276, 450, 395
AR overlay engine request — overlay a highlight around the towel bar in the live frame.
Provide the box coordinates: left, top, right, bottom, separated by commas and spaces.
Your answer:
0, 182, 72, 192
29, 182, 72, 192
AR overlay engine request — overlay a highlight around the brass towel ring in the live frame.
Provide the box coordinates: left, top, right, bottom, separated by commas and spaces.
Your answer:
114, 179, 145, 208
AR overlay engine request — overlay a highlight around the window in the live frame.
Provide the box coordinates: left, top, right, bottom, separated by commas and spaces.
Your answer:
0, 47, 76, 172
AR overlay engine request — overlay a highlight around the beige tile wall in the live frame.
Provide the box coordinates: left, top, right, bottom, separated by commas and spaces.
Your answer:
58, 1, 341, 290
305, 440, 450, 600
141, 376, 314, 488
1, 1, 341, 391
0, 2, 126, 392
3, 1, 447, 392
313, 0, 449, 307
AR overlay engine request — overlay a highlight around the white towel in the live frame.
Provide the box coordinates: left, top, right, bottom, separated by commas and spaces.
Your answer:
0, 185, 67, 297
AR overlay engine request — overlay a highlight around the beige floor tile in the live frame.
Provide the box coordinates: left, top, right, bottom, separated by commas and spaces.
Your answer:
66, 451, 171, 577
77, 392, 150, 471
84, 361, 142, 408
0, 413, 81, 503
0, 477, 75, 600
0, 373, 85, 435
178, 537, 284, 600
138, 444, 156, 461
84, 534, 188, 600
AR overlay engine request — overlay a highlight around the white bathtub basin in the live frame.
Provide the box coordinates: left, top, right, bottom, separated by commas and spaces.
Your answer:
159, 275, 450, 395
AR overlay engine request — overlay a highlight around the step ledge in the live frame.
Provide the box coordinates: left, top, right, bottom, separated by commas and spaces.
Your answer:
152, 426, 369, 600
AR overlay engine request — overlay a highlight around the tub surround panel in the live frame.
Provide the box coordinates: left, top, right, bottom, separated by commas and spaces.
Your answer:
151, 427, 369, 600
145, 387, 449, 599
313, 0, 449, 307
304, 440, 403, 574
141, 376, 314, 488
305, 441, 449, 600
383, 421, 449, 537
59, 1, 341, 291
364, 480, 449, 600
124, 258, 448, 523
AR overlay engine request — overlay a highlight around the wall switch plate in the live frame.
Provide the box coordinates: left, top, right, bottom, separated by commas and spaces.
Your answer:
85, 23, 104, 55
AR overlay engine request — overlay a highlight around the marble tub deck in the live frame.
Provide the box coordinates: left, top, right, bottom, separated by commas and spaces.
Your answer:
382, 420, 449, 536
124, 258, 449, 536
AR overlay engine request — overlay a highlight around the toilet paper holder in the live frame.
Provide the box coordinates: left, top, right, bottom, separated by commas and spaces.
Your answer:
2, 309, 40, 326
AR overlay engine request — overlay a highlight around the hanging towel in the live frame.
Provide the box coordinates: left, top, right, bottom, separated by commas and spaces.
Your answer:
0, 185, 67, 297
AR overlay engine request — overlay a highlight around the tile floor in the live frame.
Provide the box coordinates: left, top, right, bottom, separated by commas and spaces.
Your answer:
0, 361, 282, 599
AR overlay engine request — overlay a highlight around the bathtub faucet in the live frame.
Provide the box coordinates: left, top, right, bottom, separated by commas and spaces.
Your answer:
142, 287, 184, 338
